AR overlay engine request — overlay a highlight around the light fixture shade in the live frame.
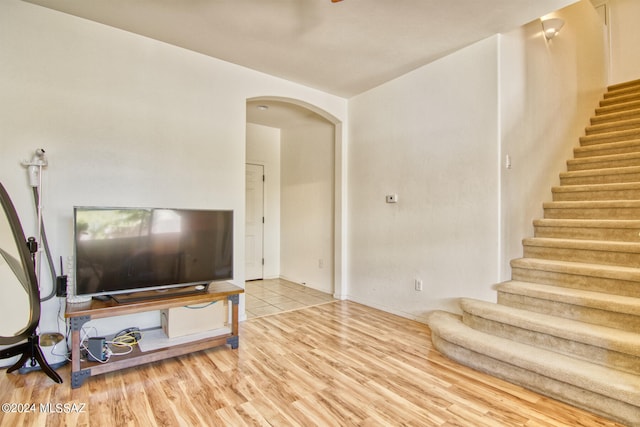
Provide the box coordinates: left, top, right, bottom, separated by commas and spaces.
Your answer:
542, 18, 565, 40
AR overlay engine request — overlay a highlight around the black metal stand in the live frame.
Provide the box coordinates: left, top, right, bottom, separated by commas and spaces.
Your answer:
1, 334, 63, 384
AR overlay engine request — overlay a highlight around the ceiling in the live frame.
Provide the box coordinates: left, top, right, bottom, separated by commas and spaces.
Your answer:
23, 0, 576, 129
24, 0, 576, 99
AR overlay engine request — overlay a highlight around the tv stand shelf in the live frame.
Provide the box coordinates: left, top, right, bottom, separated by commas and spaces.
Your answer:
65, 282, 243, 388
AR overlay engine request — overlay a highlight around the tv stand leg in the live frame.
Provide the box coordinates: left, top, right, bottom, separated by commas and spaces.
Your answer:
72, 370, 91, 389
227, 293, 240, 349
69, 315, 91, 388
226, 335, 239, 349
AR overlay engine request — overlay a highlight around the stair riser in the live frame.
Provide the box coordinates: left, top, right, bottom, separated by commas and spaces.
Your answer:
560, 171, 640, 185
596, 99, 640, 116
534, 224, 640, 242
463, 312, 640, 375
523, 244, 640, 268
511, 266, 640, 298
604, 86, 640, 99
430, 334, 640, 427
497, 293, 640, 333
580, 130, 640, 147
568, 156, 640, 171
573, 142, 640, 160
607, 79, 640, 92
602, 85, 640, 100
544, 205, 640, 220
591, 109, 640, 126
552, 188, 640, 201
600, 93, 640, 107
567, 156, 640, 172
586, 120, 640, 135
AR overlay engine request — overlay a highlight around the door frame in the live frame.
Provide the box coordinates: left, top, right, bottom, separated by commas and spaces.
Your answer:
245, 163, 265, 281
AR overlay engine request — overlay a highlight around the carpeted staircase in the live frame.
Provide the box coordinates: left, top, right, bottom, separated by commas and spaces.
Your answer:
428, 79, 640, 426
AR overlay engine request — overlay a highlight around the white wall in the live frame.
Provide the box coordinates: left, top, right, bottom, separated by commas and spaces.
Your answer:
280, 122, 335, 293
608, 0, 640, 84
0, 0, 346, 342
348, 37, 501, 321
499, 0, 607, 276
347, 0, 607, 322
246, 123, 281, 280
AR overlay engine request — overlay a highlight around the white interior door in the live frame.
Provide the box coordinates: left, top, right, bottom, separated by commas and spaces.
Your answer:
245, 164, 264, 281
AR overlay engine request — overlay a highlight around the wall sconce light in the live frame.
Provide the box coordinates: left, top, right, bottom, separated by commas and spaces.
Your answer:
541, 18, 565, 40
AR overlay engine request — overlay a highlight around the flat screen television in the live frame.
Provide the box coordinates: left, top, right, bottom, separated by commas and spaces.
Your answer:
73, 206, 233, 301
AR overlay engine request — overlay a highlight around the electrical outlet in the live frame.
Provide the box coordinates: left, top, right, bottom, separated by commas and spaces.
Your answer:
415, 279, 423, 291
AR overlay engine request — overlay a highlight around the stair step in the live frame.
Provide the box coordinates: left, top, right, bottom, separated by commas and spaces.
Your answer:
560, 165, 640, 185
460, 297, 640, 374
591, 107, 640, 125
533, 218, 640, 241
608, 78, 640, 92
543, 200, 640, 219
572, 139, 640, 162
600, 92, 640, 107
604, 84, 640, 100
510, 258, 640, 298
427, 311, 640, 426
585, 117, 640, 135
551, 181, 640, 201
595, 99, 640, 116
522, 236, 640, 268
495, 281, 640, 333
579, 128, 640, 146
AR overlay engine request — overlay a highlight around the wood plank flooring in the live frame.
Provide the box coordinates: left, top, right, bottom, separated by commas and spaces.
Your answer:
0, 301, 625, 426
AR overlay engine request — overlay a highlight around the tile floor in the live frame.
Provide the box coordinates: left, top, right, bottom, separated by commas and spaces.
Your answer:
245, 278, 336, 319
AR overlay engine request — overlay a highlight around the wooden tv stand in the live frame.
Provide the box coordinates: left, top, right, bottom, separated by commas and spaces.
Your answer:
65, 282, 243, 388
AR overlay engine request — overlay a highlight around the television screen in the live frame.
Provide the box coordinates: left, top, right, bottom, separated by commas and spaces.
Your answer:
74, 207, 233, 297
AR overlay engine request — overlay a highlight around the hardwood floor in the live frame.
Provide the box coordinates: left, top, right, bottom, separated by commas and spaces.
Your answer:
0, 301, 625, 426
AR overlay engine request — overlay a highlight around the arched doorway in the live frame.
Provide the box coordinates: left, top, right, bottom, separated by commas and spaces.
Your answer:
245, 97, 344, 305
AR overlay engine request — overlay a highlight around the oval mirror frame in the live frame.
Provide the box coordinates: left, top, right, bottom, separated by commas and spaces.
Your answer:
0, 182, 40, 345
0, 182, 62, 384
